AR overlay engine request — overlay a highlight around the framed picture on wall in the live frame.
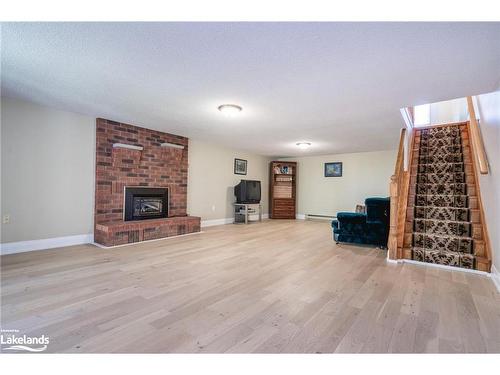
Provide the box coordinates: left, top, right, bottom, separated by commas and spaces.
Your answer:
234, 158, 248, 175
325, 162, 342, 177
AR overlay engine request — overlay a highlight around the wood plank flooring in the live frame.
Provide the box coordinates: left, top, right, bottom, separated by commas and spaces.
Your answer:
1, 220, 499, 353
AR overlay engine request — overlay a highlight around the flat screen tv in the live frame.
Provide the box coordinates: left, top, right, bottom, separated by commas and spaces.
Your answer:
234, 180, 261, 204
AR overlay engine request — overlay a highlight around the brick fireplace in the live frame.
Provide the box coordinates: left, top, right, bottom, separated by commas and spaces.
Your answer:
94, 118, 200, 246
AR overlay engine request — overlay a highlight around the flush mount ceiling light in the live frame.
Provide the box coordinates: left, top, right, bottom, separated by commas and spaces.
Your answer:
218, 104, 243, 116
296, 142, 312, 150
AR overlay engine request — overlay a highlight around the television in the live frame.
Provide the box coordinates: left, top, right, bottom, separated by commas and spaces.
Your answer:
234, 180, 261, 204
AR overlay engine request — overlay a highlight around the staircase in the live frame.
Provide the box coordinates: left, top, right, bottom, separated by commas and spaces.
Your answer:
401, 122, 490, 271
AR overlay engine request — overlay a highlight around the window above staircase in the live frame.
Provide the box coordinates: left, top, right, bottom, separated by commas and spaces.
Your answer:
413, 97, 471, 128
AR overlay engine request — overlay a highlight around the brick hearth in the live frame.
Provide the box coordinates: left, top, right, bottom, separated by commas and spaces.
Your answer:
94, 216, 201, 247
94, 118, 200, 247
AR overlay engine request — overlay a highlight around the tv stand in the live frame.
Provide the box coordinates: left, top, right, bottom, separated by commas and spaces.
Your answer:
233, 203, 262, 224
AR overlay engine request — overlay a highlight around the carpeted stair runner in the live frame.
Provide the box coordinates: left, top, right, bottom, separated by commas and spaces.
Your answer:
409, 125, 480, 269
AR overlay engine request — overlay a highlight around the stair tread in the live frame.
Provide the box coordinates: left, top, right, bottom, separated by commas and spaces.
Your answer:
413, 218, 475, 225
403, 245, 487, 252
406, 236, 485, 245
401, 252, 491, 268
412, 172, 466, 175
412, 231, 476, 241
412, 206, 474, 210
412, 206, 472, 210
412, 173, 467, 177
419, 153, 463, 157
410, 246, 474, 255
414, 194, 468, 197
416, 162, 468, 165
415, 184, 470, 188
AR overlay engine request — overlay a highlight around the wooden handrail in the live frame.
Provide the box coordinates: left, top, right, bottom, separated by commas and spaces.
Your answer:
394, 127, 406, 176
467, 96, 489, 174
388, 128, 407, 260
466, 96, 492, 268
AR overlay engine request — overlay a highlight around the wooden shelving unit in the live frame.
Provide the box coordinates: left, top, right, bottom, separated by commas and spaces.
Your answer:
269, 161, 297, 219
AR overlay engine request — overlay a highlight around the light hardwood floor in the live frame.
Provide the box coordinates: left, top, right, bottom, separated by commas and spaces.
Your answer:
1, 220, 499, 353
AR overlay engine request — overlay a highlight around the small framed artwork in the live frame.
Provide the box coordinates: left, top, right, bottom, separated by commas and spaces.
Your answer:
325, 162, 342, 177
234, 158, 248, 175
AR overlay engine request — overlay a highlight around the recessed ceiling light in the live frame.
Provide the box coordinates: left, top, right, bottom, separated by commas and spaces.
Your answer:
218, 104, 242, 116
296, 142, 312, 149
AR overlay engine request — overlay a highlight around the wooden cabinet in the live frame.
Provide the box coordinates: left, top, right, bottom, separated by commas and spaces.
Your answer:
269, 161, 296, 219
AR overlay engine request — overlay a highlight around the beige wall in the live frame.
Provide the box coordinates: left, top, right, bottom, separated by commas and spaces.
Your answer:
1, 96, 96, 243
280, 150, 396, 217
188, 139, 271, 222
476, 90, 500, 277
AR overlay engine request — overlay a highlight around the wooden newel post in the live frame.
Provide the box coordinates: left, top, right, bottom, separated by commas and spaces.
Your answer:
388, 174, 398, 260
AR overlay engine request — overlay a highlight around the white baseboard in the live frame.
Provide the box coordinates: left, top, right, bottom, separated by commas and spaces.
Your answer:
297, 213, 336, 221
201, 218, 234, 227
387, 258, 490, 276
306, 215, 335, 221
1, 234, 94, 256
201, 214, 269, 228
386, 257, 402, 264
386, 259, 401, 264
491, 264, 500, 293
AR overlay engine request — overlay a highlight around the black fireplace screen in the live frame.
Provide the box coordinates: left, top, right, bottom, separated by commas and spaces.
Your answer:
134, 197, 163, 217
124, 187, 168, 221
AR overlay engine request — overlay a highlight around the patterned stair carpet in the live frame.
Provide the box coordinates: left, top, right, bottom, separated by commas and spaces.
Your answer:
411, 125, 475, 269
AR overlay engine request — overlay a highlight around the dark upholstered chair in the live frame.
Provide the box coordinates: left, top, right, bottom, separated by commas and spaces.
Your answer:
331, 197, 390, 247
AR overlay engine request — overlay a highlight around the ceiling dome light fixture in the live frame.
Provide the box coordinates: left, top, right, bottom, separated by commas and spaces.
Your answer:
296, 142, 312, 149
218, 104, 243, 116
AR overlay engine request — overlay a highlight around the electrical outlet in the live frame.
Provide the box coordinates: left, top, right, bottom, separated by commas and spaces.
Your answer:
2, 214, 10, 224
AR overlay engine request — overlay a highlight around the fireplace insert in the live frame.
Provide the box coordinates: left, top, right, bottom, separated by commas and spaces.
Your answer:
124, 187, 168, 221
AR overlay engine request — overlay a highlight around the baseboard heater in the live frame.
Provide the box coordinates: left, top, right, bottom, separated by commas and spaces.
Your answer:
305, 214, 336, 220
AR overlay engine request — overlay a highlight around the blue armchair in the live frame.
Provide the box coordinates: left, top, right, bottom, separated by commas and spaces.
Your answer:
331, 197, 390, 247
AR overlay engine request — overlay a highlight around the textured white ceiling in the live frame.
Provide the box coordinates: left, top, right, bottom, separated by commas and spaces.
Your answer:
2, 22, 499, 156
